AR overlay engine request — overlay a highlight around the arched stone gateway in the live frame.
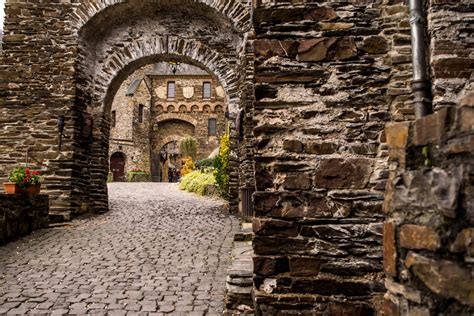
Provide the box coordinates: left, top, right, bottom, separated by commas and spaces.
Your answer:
68, 1, 252, 215
70, 0, 252, 34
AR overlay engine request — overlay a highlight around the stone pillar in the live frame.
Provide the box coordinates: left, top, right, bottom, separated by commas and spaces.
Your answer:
384, 94, 474, 314
383, 0, 474, 312
252, 1, 389, 313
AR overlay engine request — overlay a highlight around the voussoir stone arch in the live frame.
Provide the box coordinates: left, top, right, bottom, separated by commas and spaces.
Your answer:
70, 0, 252, 34
94, 36, 240, 115
155, 113, 198, 127
156, 134, 194, 154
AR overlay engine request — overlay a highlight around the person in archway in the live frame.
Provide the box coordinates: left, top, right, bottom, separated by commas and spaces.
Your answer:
168, 168, 174, 183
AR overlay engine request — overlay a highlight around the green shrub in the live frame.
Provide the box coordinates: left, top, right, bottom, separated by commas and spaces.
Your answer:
127, 171, 150, 182
179, 170, 216, 196
180, 137, 198, 160
214, 125, 230, 200
195, 158, 215, 171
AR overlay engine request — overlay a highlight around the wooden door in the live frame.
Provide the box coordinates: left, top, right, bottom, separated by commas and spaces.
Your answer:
110, 153, 125, 182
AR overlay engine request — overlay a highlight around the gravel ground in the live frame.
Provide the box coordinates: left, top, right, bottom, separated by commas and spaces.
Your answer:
0, 183, 239, 315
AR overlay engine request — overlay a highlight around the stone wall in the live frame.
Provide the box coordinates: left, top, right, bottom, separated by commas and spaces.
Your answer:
0, 194, 49, 245
150, 75, 227, 161
109, 65, 153, 175
383, 0, 473, 314
252, 0, 391, 313
0, 0, 252, 218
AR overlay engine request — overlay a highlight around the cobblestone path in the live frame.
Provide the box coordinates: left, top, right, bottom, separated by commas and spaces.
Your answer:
0, 183, 239, 315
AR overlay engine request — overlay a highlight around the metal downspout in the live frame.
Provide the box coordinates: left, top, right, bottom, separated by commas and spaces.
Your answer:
409, 0, 433, 118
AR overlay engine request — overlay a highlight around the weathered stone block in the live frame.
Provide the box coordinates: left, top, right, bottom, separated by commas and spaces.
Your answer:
253, 218, 299, 237
405, 252, 474, 306
360, 35, 389, 54
283, 173, 312, 190
385, 122, 409, 163
254, 256, 289, 276
305, 141, 337, 155
399, 225, 440, 251
289, 257, 321, 277
327, 302, 375, 316
297, 38, 337, 62
334, 37, 358, 60
383, 222, 397, 277
457, 105, 474, 133
413, 108, 449, 146
447, 135, 474, 154
253, 236, 311, 255
385, 279, 421, 303
283, 139, 304, 153
449, 228, 474, 258
254, 40, 298, 59
314, 158, 372, 189
432, 58, 473, 79
291, 277, 384, 296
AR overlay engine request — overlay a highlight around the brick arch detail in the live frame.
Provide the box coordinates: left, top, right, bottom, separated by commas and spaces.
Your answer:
155, 113, 198, 127
70, 0, 251, 34
155, 134, 193, 154
89, 36, 240, 115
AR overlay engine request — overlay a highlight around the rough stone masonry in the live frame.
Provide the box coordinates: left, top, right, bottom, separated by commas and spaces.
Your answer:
0, 0, 472, 315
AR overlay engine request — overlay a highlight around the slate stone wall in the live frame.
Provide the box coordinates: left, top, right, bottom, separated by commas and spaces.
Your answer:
252, 0, 391, 313
383, 0, 474, 314
0, 194, 49, 245
0, 0, 252, 219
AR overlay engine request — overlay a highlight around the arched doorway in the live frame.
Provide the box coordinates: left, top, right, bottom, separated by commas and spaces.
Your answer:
110, 152, 126, 182
66, 0, 254, 215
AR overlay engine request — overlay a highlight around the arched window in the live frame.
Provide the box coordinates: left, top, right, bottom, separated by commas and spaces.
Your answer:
138, 104, 144, 123
208, 118, 217, 136
167, 81, 175, 99
203, 82, 211, 99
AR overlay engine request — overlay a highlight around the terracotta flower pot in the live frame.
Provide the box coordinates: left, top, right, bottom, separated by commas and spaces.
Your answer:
18, 184, 41, 195
3, 182, 19, 194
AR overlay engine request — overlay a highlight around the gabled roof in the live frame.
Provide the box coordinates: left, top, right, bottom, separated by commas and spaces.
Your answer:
125, 78, 143, 96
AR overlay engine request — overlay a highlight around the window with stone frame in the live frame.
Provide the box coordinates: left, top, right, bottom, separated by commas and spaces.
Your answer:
167, 81, 176, 99
138, 104, 145, 123
208, 118, 217, 136
111, 110, 116, 127
203, 82, 211, 99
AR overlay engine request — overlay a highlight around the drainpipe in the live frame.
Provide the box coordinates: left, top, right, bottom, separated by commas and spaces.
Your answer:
409, 0, 433, 118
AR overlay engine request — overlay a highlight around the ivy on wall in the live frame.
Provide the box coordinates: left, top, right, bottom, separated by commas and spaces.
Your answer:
214, 124, 230, 200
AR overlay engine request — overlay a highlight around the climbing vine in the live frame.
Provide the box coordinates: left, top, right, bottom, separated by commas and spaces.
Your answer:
214, 124, 230, 200
179, 136, 197, 160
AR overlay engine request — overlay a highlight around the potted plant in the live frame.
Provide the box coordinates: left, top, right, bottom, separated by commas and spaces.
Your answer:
4, 167, 42, 194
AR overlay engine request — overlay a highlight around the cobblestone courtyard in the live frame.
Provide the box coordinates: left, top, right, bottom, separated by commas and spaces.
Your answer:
0, 183, 239, 315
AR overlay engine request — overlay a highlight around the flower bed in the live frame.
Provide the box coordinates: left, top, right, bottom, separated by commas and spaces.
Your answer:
179, 170, 216, 196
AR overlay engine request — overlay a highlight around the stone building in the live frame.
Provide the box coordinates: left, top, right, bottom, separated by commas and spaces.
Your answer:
108, 62, 227, 182
0, 0, 472, 315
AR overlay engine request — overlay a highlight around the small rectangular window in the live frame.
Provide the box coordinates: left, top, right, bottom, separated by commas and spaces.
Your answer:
208, 118, 217, 136
167, 81, 175, 99
111, 110, 116, 127
203, 82, 211, 99
138, 104, 144, 123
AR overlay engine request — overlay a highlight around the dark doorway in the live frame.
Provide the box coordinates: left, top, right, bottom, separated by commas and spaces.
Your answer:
110, 152, 126, 182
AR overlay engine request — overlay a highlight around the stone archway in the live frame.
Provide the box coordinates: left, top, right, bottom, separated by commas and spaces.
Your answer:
69, 1, 252, 214
151, 120, 196, 183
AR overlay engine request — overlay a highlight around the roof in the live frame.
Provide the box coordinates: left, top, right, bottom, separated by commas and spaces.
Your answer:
125, 78, 143, 96
149, 62, 209, 76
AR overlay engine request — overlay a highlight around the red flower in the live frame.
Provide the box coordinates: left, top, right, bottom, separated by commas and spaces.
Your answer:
32, 171, 41, 175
